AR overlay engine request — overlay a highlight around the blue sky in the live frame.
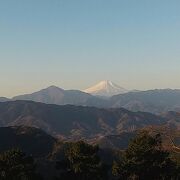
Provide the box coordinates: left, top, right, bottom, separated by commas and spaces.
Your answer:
0, 0, 180, 97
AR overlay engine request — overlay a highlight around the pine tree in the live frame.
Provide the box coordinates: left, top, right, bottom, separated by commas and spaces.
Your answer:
0, 148, 42, 180
56, 141, 107, 180
112, 131, 179, 180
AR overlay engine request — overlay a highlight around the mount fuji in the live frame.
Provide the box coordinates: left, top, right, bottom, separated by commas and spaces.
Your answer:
84, 80, 128, 97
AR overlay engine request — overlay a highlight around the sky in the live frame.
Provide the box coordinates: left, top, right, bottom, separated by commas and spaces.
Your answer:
0, 0, 180, 97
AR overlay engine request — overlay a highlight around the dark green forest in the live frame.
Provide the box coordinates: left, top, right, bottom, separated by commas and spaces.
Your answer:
0, 131, 179, 180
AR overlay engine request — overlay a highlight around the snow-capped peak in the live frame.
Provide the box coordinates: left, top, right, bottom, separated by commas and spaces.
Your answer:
84, 80, 128, 97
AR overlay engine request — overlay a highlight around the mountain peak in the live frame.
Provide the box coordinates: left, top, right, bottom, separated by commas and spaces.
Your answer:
84, 80, 128, 97
98, 80, 112, 86
46, 85, 64, 91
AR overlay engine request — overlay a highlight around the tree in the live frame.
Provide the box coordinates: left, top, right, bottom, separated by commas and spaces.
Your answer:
112, 131, 179, 180
56, 141, 107, 180
0, 148, 42, 180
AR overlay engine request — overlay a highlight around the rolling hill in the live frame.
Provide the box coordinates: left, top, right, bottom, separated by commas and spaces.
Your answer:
0, 126, 56, 157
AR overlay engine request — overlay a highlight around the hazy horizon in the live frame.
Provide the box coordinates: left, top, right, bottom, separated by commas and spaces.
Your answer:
2, 80, 180, 98
1, 0, 180, 97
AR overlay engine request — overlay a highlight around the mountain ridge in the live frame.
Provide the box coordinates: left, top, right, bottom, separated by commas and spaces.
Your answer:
1, 85, 180, 114
109, 89, 180, 113
12, 85, 106, 107
0, 100, 179, 139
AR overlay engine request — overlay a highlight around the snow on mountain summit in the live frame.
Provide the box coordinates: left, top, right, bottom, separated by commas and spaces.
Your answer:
84, 80, 128, 97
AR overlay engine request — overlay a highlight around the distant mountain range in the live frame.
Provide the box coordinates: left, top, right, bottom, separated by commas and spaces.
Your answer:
0, 97, 10, 102
109, 89, 180, 113
1, 82, 180, 114
0, 101, 179, 139
12, 85, 106, 107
